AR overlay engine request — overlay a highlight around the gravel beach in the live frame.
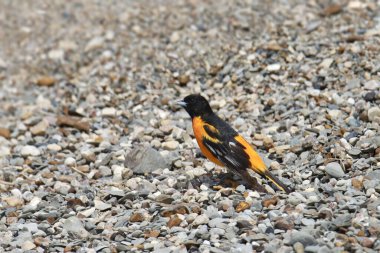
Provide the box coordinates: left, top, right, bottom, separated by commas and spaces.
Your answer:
0, 0, 379, 252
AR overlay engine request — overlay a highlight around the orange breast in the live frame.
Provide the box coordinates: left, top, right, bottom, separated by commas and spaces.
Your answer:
192, 117, 224, 166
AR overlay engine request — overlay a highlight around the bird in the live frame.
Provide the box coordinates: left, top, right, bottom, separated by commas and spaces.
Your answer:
178, 94, 290, 193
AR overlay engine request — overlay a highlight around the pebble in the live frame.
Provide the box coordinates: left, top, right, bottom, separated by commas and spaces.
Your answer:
290, 231, 317, 246
64, 157, 76, 167
367, 107, 380, 122
101, 107, 117, 117
30, 119, 49, 135
125, 146, 169, 174
54, 181, 71, 195
63, 216, 88, 238
94, 200, 112, 211
325, 162, 345, 178
266, 63, 281, 72
21, 241, 36, 251
364, 80, 380, 90
162, 140, 179, 150
192, 214, 210, 226
47, 143, 62, 151
21, 145, 40, 157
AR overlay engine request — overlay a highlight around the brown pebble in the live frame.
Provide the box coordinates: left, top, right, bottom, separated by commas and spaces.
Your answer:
236, 201, 251, 212
323, 4, 342, 16
262, 196, 278, 208
361, 238, 374, 248
178, 74, 190, 85
57, 115, 90, 132
34, 237, 50, 247
351, 178, 363, 190
77, 165, 90, 173
130, 212, 144, 222
274, 217, 294, 230
0, 127, 11, 139
37, 76, 56, 87
144, 230, 160, 238
167, 214, 183, 228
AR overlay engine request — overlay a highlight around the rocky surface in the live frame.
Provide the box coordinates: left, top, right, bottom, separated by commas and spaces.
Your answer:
0, 0, 379, 252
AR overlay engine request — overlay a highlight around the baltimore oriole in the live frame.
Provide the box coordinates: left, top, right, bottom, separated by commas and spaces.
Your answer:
178, 94, 290, 193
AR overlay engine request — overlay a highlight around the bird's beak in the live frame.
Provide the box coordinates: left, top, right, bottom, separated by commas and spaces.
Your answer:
177, 100, 187, 108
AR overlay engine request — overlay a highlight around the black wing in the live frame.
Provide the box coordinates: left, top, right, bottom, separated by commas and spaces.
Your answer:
202, 124, 251, 172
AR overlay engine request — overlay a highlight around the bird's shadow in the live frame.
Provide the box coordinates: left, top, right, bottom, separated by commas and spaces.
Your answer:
190, 172, 268, 193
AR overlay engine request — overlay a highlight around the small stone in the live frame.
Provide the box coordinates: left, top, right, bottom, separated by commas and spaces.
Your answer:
192, 214, 209, 226
293, 242, 305, 253
78, 207, 95, 218
21, 145, 41, 157
0, 128, 11, 139
36, 76, 56, 87
94, 200, 112, 211
130, 212, 144, 222
85, 37, 104, 52
348, 148, 361, 156
64, 157, 76, 167
77, 165, 90, 173
63, 216, 88, 238
34, 237, 50, 248
81, 149, 96, 162
328, 110, 342, 120
156, 194, 174, 204
235, 201, 250, 212
178, 75, 190, 85
368, 107, 380, 122
274, 217, 294, 230
125, 146, 169, 174
325, 162, 345, 178
364, 80, 380, 90
319, 58, 334, 69
47, 144, 62, 151
266, 63, 281, 72
99, 166, 112, 177
30, 119, 49, 135
144, 230, 160, 238
323, 4, 342, 16
101, 107, 117, 117
351, 178, 363, 190
167, 215, 183, 228
301, 218, 315, 226
54, 181, 71, 195
290, 231, 317, 246
162, 141, 179, 150
4, 196, 24, 207
361, 238, 374, 248
56, 115, 90, 132
21, 241, 36, 251
262, 196, 278, 208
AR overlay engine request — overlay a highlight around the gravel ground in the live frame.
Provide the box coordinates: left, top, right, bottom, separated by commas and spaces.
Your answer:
0, 0, 380, 252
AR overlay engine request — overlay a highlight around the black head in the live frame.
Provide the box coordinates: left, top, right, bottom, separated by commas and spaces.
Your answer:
178, 94, 213, 118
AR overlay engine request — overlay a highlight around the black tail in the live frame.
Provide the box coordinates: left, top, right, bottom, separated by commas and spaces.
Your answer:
264, 170, 291, 193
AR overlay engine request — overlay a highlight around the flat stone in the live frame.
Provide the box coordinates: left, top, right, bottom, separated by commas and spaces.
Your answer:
63, 216, 88, 238
94, 200, 112, 211
162, 140, 179, 150
290, 231, 317, 246
125, 146, 169, 174
30, 119, 49, 135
